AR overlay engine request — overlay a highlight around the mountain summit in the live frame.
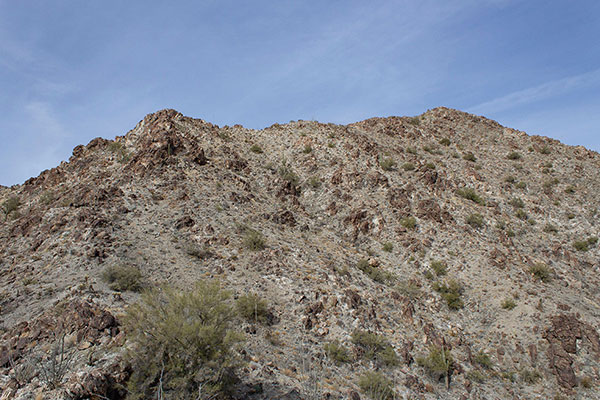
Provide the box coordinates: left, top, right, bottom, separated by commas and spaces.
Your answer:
1, 108, 599, 399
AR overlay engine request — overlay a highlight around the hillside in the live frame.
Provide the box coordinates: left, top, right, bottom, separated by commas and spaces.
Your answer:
1, 107, 599, 399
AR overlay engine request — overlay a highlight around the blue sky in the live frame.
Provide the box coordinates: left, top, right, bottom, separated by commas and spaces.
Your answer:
1, 0, 599, 186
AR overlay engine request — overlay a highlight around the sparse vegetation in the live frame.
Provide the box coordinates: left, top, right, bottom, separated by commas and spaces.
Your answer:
324, 340, 352, 364
520, 369, 542, 384
473, 351, 493, 370
358, 371, 394, 400
101, 265, 143, 292
457, 188, 484, 205
509, 197, 524, 208
382, 242, 393, 252
1, 196, 20, 221
400, 216, 417, 229
466, 213, 485, 228
515, 209, 528, 221
186, 244, 213, 260
396, 280, 421, 298
528, 263, 552, 282
401, 162, 415, 171
539, 145, 551, 154
379, 157, 396, 171
351, 330, 398, 367
408, 116, 420, 126
308, 176, 321, 189
501, 298, 517, 310
580, 376, 594, 389
249, 144, 263, 153
356, 259, 395, 284
243, 228, 266, 251
124, 282, 243, 399
439, 138, 451, 146
543, 223, 558, 233
417, 345, 453, 388
278, 161, 300, 186
564, 185, 576, 194
303, 145, 312, 154
236, 293, 270, 324
507, 151, 522, 160
463, 152, 476, 162
433, 279, 464, 310
573, 237, 597, 252
430, 260, 447, 276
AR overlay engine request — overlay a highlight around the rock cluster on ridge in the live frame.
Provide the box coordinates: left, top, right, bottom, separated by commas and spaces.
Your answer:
1, 107, 600, 399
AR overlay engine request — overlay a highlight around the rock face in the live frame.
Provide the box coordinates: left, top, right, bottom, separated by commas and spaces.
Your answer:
1, 107, 600, 399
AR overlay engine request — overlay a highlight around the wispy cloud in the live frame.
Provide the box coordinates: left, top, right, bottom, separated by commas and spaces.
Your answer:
467, 68, 600, 115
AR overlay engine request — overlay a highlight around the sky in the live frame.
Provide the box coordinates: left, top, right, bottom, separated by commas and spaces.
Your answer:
0, 0, 599, 186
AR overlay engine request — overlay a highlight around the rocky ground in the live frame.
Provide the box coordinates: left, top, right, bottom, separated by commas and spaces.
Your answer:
0, 107, 599, 399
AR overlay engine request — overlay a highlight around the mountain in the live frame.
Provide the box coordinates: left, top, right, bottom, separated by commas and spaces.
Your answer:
1, 107, 599, 399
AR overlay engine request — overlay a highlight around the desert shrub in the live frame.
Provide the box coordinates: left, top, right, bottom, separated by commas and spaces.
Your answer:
101, 265, 143, 292
278, 162, 300, 186
539, 145, 551, 154
507, 151, 522, 160
425, 162, 436, 170
528, 263, 552, 282
324, 340, 352, 364
417, 346, 453, 386
124, 282, 243, 399
406, 146, 417, 154
466, 213, 484, 228
382, 242, 393, 252
1, 196, 20, 221
505, 175, 516, 184
302, 145, 312, 154
401, 162, 415, 171
396, 280, 421, 298
356, 259, 395, 284
108, 141, 131, 163
439, 138, 451, 146
515, 181, 527, 189
520, 369, 542, 384
580, 376, 594, 389
466, 370, 486, 383
408, 116, 420, 126
430, 260, 447, 277
357, 371, 394, 400
308, 176, 321, 189
543, 224, 558, 233
564, 185, 576, 194
249, 144, 263, 154
379, 157, 396, 171
463, 152, 476, 162
351, 330, 398, 367
574, 237, 597, 252
236, 293, 270, 324
243, 228, 266, 251
40, 191, 55, 205
433, 280, 464, 310
400, 216, 417, 229
473, 351, 493, 370
509, 197, 524, 208
501, 298, 517, 310
457, 188, 484, 205
515, 209, 528, 220
186, 244, 213, 260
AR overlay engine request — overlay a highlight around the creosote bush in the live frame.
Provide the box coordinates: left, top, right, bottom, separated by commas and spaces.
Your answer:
382, 242, 393, 252
529, 263, 552, 282
466, 213, 484, 228
379, 157, 396, 171
463, 152, 476, 162
439, 138, 451, 146
400, 216, 417, 229
324, 340, 352, 364
1, 196, 20, 221
101, 265, 143, 292
236, 293, 270, 324
457, 188, 484, 205
351, 330, 398, 367
401, 162, 415, 171
249, 144, 263, 154
433, 279, 464, 310
124, 282, 243, 399
357, 371, 395, 400
243, 228, 266, 251
507, 151, 522, 160
356, 259, 395, 284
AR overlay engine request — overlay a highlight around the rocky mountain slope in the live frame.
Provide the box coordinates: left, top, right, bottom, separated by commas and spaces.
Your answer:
1, 107, 599, 399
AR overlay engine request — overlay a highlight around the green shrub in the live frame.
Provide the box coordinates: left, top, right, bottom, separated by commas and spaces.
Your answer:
417, 346, 453, 385
40, 191, 55, 205
185, 244, 213, 260
408, 116, 420, 126
457, 188, 484, 205
302, 145, 312, 154
473, 351, 493, 369
396, 280, 421, 298
351, 330, 398, 367
379, 157, 396, 171
382, 242, 393, 252
515, 182, 527, 189
430, 260, 447, 277
406, 146, 417, 155
466, 370, 486, 383
433, 280, 464, 310
358, 371, 394, 400
507, 151, 522, 160
501, 298, 517, 310
505, 176, 516, 184
565, 185, 576, 194
324, 341, 352, 364
528, 263, 552, 282
278, 162, 300, 186
515, 209, 528, 220
123, 282, 243, 399
308, 176, 321, 189
249, 144, 263, 153
520, 369, 542, 384
580, 376, 594, 389
573, 236, 598, 252
463, 152, 476, 162
400, 216, 417, 229
401, 162, 415, 171
539, 145, 551, 154
1, 196, 20, 221
243, 228, 266, 251
236, 293, 270, 324
439, 138, 451, 146
425, 162, 436, 170
466, 213, 484, 228
356, 259, 395, 284
543, 224, 558, 233
509, 197, 524, 208
101, 265, 143, 292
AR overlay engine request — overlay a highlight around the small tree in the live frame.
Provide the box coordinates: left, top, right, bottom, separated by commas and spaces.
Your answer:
124, 281, 244, 399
